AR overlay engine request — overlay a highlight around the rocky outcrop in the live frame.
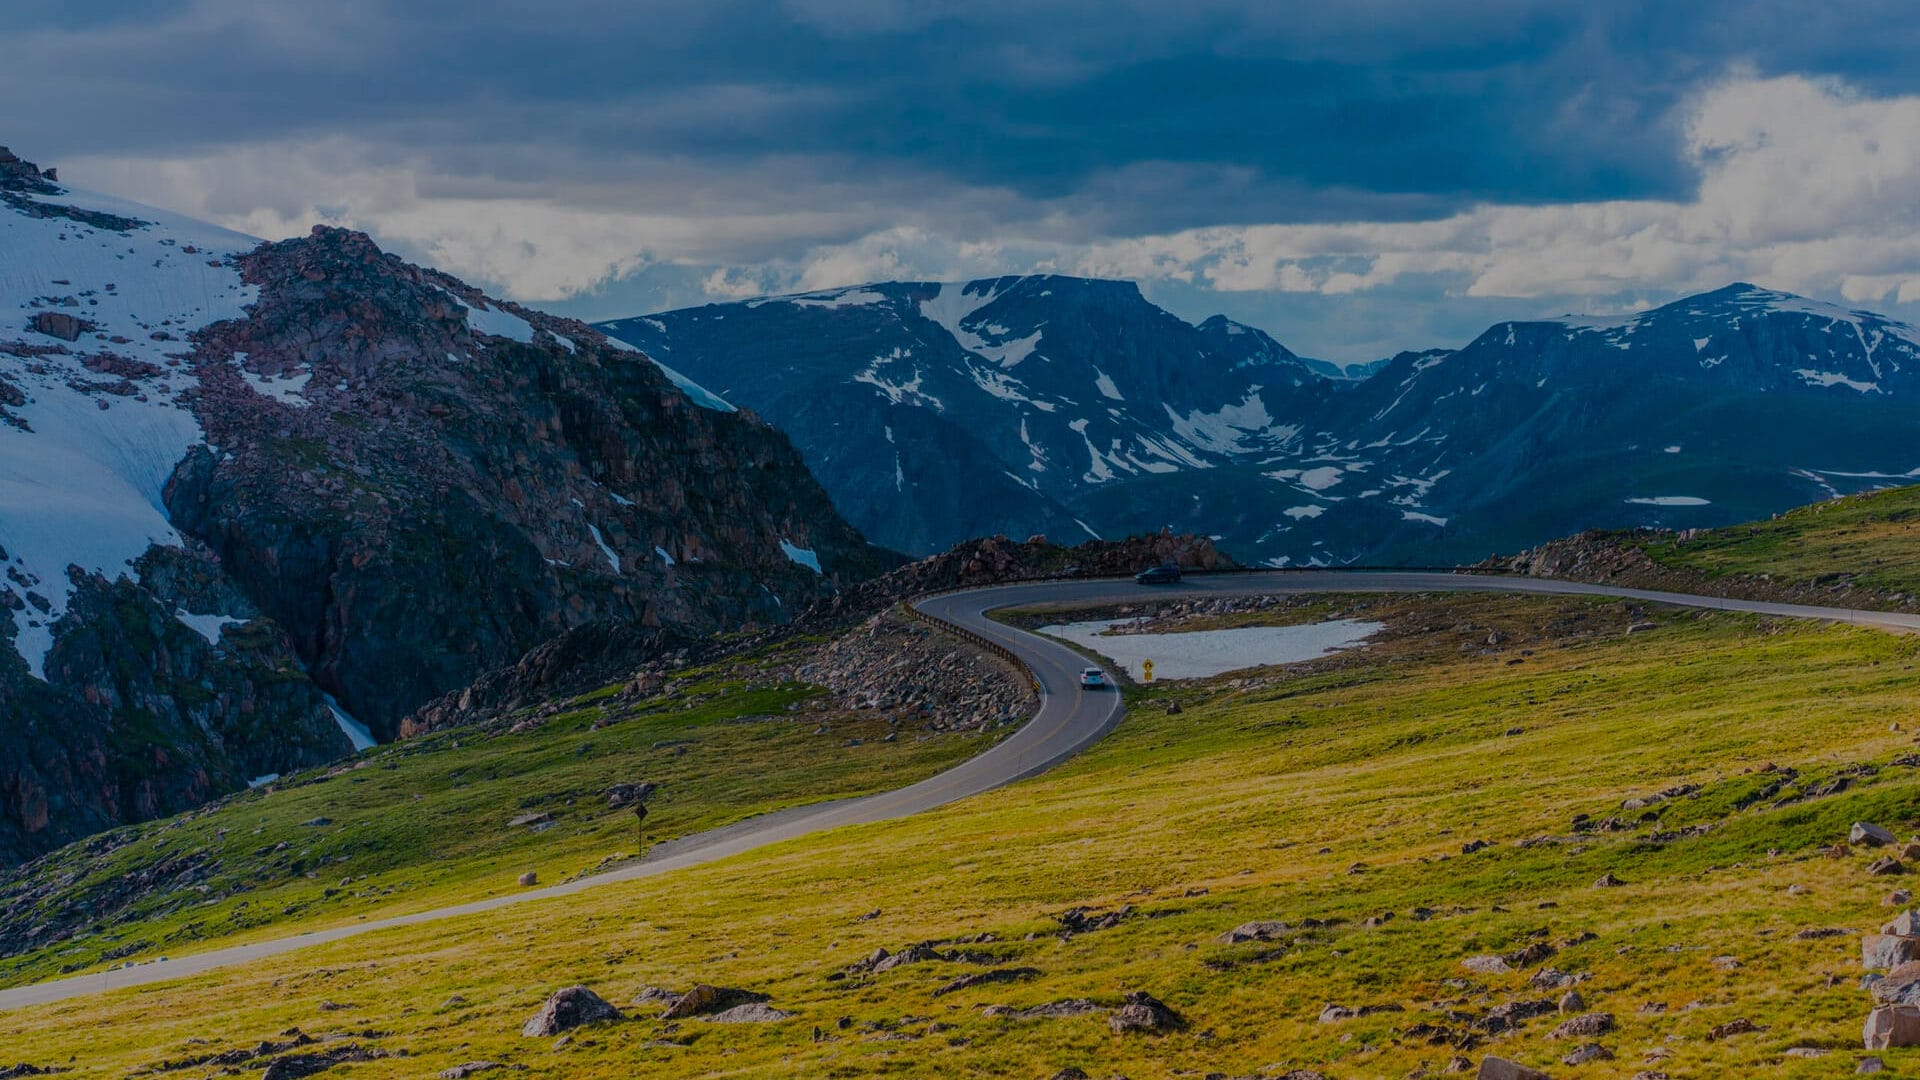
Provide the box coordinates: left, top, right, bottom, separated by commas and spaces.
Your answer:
0, 158, 897, 864
0, 558, 349, 866
521, 986, 622, 1036
174, 225, 892, 741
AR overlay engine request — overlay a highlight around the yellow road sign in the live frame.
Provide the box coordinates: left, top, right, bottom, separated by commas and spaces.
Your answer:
1142, 659, 1155, 682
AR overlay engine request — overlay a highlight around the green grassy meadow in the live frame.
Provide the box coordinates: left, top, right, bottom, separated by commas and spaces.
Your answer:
5, 591, 1918, 1077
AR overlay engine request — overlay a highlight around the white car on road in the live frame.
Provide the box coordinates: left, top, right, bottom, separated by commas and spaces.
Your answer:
1079, 667, 1109, 689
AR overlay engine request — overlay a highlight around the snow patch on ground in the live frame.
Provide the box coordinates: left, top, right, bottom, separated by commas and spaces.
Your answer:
1793, 368, 1880, 393
174, 610, 243, 645
1284, 505, 1325, 519
324, 693, 377, 751
463, 300, 536, 343
1093, 368, 1124, 401
1164, 393, 1274, 455
1625, 496, 1711, 506
586, 522, 620, 573
777, 288, 889, 309
1401, 511, 1449, 526
780, 538, 821, 572
594, 331, 737, 411
1039, 617, 1382, 681
655, 545, 676, 567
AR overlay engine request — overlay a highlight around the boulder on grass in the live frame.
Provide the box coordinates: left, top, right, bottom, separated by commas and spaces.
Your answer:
1864, 935, 1920, 971
521, 986, 622, 1037
1864, 1005, 1920, 1050
1109, 991, 1183, 1033
1476, 1056, 1551, 1080
1854, 823, 1899, 847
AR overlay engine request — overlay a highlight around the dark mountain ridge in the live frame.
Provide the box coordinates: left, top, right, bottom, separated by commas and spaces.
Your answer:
603, 278, 1920, 567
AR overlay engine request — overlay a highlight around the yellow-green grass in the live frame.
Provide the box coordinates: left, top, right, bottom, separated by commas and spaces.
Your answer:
1640, 483, 1920, 597
0, 639, 1007, 989
6, 594, 1920, 1078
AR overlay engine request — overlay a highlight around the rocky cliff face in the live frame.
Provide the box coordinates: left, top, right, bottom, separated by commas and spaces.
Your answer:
0, 148, 892, 864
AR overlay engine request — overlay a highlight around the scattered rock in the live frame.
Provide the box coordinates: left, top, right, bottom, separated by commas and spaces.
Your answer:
259, 1046, 386, 1079
516, 871, 537, 887
440, 1065, 523, 1079
1462, 839, 1494, 854
1558, 990, 1585, 1014
703, 1003, 793, 1023
981, 998, 1104, 1020
1475, 1057, 1550, 1080
1707, 1017, 1757, 1041
1859, 1056, 1886, 1073
1529, 968, 1583, 991
1049, 1070, 1089, 1080
1592, 872, 1625, 888
1854, 823, 1898, 847
1561, 1043, 1612, 1065
1462, 955, 1513, 975
932, 968, 1041, 997
1108, 991, 1183, 1033
604, 781, 657, 807
1887, 890, 1913, 907
1318, 1003, 1354, 1023
521, 986, 621, 1037
1219, 920, 1289, 944
1548, 1013, 1614, 1039
1710, 955, 1742, 971
1888, 910, 1920, 937
1869, 857, 1906, 876
659, 984, 768, 1019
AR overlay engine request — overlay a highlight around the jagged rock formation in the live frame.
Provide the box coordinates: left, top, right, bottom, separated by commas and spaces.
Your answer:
0, 148, 891, 864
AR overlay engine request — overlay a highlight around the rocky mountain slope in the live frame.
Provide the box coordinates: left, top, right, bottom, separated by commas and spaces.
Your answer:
604, 279, 1920, 567
0, 148, 891, 865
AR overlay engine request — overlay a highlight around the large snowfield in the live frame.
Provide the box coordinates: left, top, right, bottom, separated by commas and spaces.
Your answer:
0, 185, 258, 678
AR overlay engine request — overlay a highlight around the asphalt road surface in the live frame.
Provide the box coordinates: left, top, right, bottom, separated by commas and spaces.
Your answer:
5, 570, 1916, 1011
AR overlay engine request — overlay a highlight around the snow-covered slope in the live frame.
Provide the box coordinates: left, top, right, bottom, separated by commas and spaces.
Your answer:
0, 182, 258, 676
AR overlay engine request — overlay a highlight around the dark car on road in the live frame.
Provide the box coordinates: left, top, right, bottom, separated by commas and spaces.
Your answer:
1134, 563, 1183, 585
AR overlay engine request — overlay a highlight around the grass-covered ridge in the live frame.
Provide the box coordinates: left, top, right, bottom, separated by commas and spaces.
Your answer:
1641, 483, 1920, 596
7, 591, 1918, 1077
0, 632, 1014, 989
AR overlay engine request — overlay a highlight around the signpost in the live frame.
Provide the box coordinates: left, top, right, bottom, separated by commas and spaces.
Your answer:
1142, 659, 1155, 683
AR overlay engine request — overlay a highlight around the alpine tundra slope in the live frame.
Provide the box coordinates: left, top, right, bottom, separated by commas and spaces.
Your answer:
2, 569, 1915, 1013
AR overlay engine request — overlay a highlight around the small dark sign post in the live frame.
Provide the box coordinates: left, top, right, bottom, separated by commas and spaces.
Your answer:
634, 801, 649, 853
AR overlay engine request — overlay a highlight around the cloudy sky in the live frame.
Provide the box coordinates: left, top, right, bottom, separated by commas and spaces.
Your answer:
7, 0, 1920, 362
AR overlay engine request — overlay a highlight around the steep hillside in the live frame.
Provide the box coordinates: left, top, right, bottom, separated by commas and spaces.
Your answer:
0, 147, 892, 864
606, 280, 1920, 569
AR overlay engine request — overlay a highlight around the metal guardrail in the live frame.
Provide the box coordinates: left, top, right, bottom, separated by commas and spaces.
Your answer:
900, 598, 1043, 694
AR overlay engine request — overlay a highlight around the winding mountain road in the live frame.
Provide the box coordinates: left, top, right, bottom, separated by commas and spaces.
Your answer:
5, 570, 1916, 1011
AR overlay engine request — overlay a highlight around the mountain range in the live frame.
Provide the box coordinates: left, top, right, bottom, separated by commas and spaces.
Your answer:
0, 147, 889, 863
600, 277, 1920, 564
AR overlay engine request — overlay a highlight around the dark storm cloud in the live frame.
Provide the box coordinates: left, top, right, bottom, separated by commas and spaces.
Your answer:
4, 0, 1914, 236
